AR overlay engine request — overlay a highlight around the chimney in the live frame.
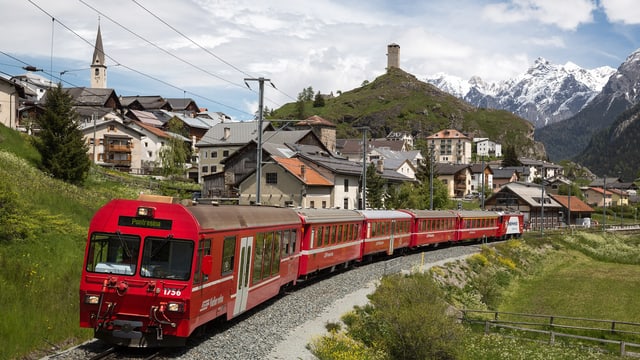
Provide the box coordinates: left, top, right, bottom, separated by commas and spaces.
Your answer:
376, 159, 384, 173
223, 127, 230, 140
300, 165, 306, 180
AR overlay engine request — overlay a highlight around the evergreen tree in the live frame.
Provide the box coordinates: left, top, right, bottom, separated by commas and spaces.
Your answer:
365, 163, 387, 209
501, 145, 521, 167
34, 84, 90, 185
313, 91, 325, 107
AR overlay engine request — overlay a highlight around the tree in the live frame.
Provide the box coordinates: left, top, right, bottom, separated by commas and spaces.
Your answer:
501, 144, 521, 167
313, 91, 325, 107
159, 118, 190, 178
34, 84, 91, 185
365, 163, 387, 209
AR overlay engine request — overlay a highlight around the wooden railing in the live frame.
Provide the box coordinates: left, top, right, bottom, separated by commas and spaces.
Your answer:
461, 309, 640, 357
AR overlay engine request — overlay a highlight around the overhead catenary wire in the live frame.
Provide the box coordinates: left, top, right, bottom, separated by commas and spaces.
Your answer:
25, 0, 253, 117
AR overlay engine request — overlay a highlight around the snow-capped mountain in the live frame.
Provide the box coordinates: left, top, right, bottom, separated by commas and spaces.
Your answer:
426, 58, 616, 128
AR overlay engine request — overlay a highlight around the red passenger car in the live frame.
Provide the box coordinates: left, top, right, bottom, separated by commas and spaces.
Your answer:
400, 209, 457, 248
79, 195, 302, 347
357, 210, 413, 257
296, 208, 364, 277
454, 210, 500, 242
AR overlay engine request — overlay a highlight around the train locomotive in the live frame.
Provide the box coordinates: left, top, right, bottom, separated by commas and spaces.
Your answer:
79, 195, 523, 347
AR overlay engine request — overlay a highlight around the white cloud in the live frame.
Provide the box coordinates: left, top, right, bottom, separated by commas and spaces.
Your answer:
482, 0, 596, 30
601, 0, 640, 24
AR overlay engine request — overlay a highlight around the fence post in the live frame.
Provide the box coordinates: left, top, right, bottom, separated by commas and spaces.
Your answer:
620, 341, 626, 356
549, 331, 555, 345
484, 321, 490, 335
611, 321, 616, 333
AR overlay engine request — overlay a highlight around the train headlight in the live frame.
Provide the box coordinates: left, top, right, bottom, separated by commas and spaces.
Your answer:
84, 294, 100, 305
137, 206, 155, 218
167, 302, 185, 312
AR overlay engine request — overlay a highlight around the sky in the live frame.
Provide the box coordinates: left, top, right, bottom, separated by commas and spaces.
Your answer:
2, 0, 640, 120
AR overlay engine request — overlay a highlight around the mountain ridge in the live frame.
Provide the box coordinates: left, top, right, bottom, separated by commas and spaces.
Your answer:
425, 58, 615, 128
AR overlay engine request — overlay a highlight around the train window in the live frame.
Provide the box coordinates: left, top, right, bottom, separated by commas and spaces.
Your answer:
263, 232, 273, 279
87, 233, 140, 276
290, 229, 297, 253
194, 239, 212, 283
271, 232, 281, 276
253, 233, 265, 284
140, 237, 194, 280
316, 227, 323, 247
281, 230, 289, 257
324, 226, 331, 245
221, 236, 235, 276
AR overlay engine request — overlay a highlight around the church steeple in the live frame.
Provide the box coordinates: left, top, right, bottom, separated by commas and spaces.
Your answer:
90, 24, 107, 88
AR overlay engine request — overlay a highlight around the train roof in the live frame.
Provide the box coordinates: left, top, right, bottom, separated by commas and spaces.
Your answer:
453, 210, 500, 218
188, 204, 301, 230
399, 209, 457, 218
356, 209, 413, 220
295, 208, 364, 223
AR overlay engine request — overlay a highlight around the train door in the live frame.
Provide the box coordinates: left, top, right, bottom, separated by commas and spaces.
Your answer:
388, 220, 395, 255
233, 236, 253, 316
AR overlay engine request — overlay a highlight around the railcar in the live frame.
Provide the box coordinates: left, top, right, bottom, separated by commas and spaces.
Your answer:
79, 195, 302, 347
357, 210, 413, 257
296, 208, 364, 277
454, 210, 500, 242
497, 212, 524, 239
399, 209, 457, 248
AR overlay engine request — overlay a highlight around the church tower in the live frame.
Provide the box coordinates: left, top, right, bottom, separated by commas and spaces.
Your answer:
90, 25, 107, 88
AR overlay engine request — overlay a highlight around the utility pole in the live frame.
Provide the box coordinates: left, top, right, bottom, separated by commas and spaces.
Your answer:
430, 143, 435, 210
92, 113, 97, 164
357, 127, 369, 210
244, 77, 270, 205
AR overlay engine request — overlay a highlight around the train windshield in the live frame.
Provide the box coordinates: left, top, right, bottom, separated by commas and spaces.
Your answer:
86, 232, 141, 276
140, 237, 194, 281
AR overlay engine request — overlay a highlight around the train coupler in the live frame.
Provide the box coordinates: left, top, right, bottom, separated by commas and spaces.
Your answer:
156, 326, 163, 340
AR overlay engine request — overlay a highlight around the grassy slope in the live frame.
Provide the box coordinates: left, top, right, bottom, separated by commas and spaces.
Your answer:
0, 126, 148, 359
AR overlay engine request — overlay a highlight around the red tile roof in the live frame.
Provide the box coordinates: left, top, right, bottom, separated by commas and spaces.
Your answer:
549, 194, 594, 212
272, 157, 333, 186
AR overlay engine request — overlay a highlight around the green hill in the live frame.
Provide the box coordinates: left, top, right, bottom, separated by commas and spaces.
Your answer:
272, 67, 543, 157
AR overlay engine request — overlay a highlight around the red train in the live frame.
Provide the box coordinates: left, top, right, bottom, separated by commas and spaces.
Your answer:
79, 195, 523, 347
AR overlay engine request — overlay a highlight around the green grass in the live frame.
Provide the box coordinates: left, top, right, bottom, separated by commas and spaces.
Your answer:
499, 249, 640, 321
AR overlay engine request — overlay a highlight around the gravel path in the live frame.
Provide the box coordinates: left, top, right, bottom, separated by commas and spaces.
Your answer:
47, 244, 479, 360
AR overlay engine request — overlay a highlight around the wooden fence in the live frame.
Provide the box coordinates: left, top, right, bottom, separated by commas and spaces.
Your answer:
461, 309, 640, 357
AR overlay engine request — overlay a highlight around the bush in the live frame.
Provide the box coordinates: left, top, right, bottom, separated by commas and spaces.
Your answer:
341, 273, 466, 360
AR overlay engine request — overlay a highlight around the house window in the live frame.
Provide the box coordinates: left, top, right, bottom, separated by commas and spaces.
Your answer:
108, 125, 115, 131
212, 151, 217, 158
343, 198, 349, 209
202, 166, 209, 173
223, 150, 230, 157
147, 151, 152, 158
266, 172, 277, 184
203, 151, 208, 159
322, 201, 327, 208
344, 179, 348, 192
212, 166, 217, 173
310, 201, 315, 208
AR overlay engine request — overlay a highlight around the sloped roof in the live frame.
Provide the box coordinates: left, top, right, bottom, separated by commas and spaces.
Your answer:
65, 87, 120, 107
127, 110, 163, 127
294, 115, 336, 127
499, 182, 562, 208
120, 95, 167, 109
165, 98, 197, 111
197, 121, 273, 146
549, 194, 594, 213
272, 156, 333, 186
262, 130, 312, 144
426, 129, 470, 140
129, 120, 169, 139
588, 187, 614, 196
161, 110, 211, 129
436, 163, 470, 175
